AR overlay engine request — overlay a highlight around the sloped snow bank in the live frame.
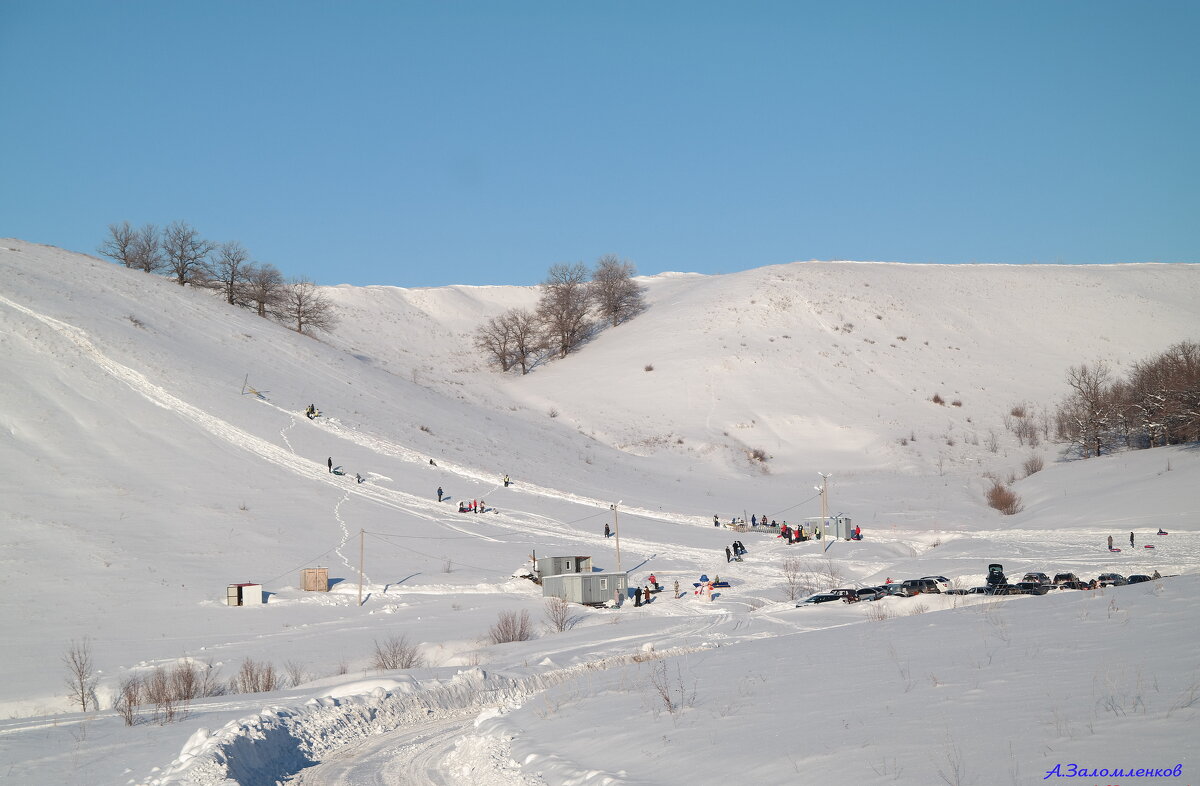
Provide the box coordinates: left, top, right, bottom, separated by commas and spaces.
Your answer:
148, 649, 708, 785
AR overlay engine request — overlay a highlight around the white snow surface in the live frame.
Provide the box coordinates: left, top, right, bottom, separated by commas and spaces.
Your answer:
1, 238, 1198, 785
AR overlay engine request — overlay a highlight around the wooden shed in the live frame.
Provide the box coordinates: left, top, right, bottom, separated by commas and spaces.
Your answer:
542, 571, 627, 607
226, 583, 264, 606
536, 555, 592, 580
301, 567, 329, 592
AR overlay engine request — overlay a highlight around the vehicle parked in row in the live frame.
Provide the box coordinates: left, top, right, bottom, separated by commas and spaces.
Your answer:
900, 578, 942, 595
966, 586, 1000, 595
1057, 579, 1092, 590
878, 585, 913, 597
920, 576, 952, 589
944, 588, 971, 595
1013, 581, 1051, 596
1126, 574, 1153, 584
1097, 573, 1128, 587
796, 593, 842, 607
1022, 572, 1052, 585
1053, 572, 1081, 585
852, 587, 883, 602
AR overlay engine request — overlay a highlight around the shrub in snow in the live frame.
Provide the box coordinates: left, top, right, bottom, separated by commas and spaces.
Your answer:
489, 610, 534, 644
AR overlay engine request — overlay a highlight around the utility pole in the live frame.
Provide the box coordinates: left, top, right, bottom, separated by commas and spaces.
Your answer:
358, 528, 365, 607
818, 473, 831, 552
610, 502, 622, 573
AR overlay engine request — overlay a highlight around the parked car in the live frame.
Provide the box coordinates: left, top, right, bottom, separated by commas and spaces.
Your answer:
1057, 579, 1091, 590
900, 578, 942, 595
944, 588, 971, 595
797, 593, 842, 607
986, 563, 1008, 587
878, 584, 913, 597
1053, 572, 1080, 585
1126, 574, 1153, 584
828, 588, 858, 598
966, 586, 1000, 595
852, 588, 884, 602
1022, 572, 1052, 585
1013, 581, 1051, 596
1097, 573, 1127, 587
921, 576, 952, 589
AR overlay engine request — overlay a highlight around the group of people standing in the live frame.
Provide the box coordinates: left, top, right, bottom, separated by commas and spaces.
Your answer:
725, 541, 747, 562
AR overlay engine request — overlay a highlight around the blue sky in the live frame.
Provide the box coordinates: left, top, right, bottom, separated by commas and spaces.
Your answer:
1, 1, 1197, 287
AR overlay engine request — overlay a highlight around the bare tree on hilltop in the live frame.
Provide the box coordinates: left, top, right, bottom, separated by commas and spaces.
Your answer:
592, 254, 646, 327
210, 240, 252, 306
162, 220, 214, 286
245, 262, 285, 318
537, 262, 593, 359
98, 221, 137, 267
130, 223, 163, 273
277, 277, 338, 335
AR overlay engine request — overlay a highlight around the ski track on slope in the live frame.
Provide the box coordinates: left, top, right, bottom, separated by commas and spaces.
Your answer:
0, 295, 723, 583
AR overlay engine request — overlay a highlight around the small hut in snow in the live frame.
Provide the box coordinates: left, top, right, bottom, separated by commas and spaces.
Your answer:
542, 571, 628, 607
536, 555, 592, 580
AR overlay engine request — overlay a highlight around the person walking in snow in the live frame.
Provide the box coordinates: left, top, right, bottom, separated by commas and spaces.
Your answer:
604, 522, 610, 538
634, 587, 642, 607
327, 457, 333, 473
438, 486, 444, 502
1129, 531, 1135, 548
503, 474, 511, 487
674, 579, 680, 598
725, 546, 732, 563
714, 514, 720, 527
1108, 534, 1113, 550
355, 473, 364, 484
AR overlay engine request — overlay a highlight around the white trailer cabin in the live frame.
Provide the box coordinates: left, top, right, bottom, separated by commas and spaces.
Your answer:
542, 571, 627, 606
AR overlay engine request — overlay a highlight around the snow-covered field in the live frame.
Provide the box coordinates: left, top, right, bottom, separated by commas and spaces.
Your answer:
0, 239, 1197, 785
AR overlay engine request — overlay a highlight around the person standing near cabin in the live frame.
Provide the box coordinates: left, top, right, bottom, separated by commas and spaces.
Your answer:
1108, 535, 1113, 550
327, 457, 332, 473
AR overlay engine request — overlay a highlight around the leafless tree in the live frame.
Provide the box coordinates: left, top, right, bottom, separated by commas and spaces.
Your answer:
115, 676, 141, 726
209, 240, 252, 305
476, 307, 544, 374
592, 254, 646, 327
488, 609, 534, 644
129, 223, 163, 273
161, 220, 213, 286
63, 637, 97, 712
276, 277, 338, 334
536, 262, 593, 358
245, 262, 284, 317
230, 658, 278, 694
98, 221, 137, 267
544, 597, 582, 633
372, 635, 425, 669
475, 313, 516, 372
1058, 362, 1113, 457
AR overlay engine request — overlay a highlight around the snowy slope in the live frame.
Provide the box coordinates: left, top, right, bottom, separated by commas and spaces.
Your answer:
0, 239, 1197, 785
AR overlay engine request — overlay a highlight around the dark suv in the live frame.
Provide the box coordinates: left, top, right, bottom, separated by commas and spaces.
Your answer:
900, 578, 942, 595
1053, 572, 1080, 585
1097, 573, 1127, 587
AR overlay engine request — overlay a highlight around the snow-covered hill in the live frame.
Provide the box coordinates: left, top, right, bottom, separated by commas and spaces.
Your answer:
0, 239, 1197, 785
